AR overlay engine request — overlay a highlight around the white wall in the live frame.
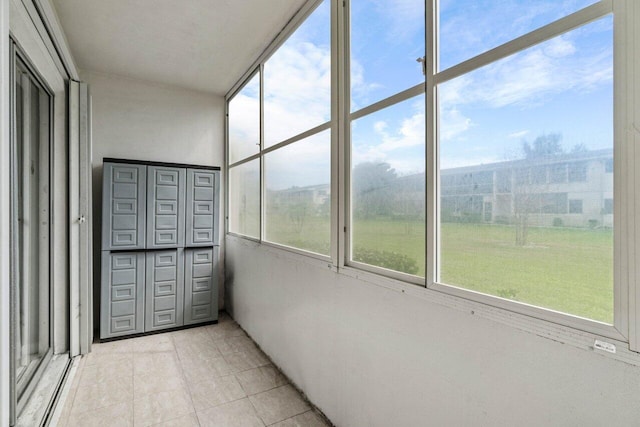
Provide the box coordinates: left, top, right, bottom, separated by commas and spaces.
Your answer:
82, 70, 226, 337
226, 237, 640, 427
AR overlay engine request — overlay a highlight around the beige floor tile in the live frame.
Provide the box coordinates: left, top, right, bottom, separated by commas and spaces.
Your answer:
133, 352, 181, 377
84, 350, 133, 367
81, 357, 133, 385
150, 412, 200, 427
175, 337, 222, 362
196, 398, 264, 427
71, 375, 133, 414
180, 355, 233, 383
134, 368, 188, 398
215, 335, 257, 355
224, 349, 270, 373
171, 327, 211, 345
134, 389, 194, 427
67, 401, 133, 427
235, 365, 288, 396
131, 333, 176, 353
249, 385, 310, 426
188, 374, 246, 412
206, 320, 246, 341
91, 339, 134, 354
270, 411, 331, 427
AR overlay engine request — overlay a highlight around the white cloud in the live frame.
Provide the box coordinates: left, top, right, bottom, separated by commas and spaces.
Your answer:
352, 101, 426, 175
544, 36, 576, 58
508, 130, 530, 139
440, 29, 612, 112
375, 102, 425, 153
263, 41, 331, 145
439, 108, 472, 141
374, 0, 424, 42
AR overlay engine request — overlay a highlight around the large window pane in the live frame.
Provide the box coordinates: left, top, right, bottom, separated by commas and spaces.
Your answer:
265, 131, 331, 255
13, 60, 51, 398
439, 0, 599, 71
350, 0, 424, 111
228, 73, 260, 164
229, 160, 260, 239
438, 17, 613, 323
264, 0, 330, 147
351, 95, 425, 276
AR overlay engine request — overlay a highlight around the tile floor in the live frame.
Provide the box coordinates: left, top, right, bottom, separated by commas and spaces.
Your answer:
56, 313, 331, 427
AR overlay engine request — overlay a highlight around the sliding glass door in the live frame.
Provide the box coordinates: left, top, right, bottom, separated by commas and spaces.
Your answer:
10, 48, 53, 420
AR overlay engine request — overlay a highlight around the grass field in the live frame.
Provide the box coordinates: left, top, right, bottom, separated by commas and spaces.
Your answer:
266, 215, 614, 324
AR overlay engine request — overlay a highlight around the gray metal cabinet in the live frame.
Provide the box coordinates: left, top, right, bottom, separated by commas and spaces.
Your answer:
184, 247, 218, 325
186, 169, 219, 246
145, 249, 184, 331
147, 166, 186, 249
100, 252, 145, 338
101, 163, 146, 250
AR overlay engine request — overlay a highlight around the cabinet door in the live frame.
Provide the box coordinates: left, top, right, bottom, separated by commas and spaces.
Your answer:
145, 249, 184, 331
147, 166, 186, 249
186, 169, 219, 246
100, 252, 145, 339
184, 247, 218, 325
102, 163, 146, 250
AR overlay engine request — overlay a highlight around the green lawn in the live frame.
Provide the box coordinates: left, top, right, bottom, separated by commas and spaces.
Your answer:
441, 223, 613, 323
266, 215, 614, 323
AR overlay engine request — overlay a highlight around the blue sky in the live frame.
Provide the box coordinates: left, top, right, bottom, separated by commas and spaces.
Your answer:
230, 0, 613, 186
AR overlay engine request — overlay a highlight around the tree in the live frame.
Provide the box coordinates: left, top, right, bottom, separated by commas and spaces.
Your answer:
513, 133, 564, 246
571, 143, 587, 153
522, 133, 563, 159
352, 162, 398, 218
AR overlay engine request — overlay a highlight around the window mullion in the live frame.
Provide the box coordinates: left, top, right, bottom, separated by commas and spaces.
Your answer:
339, 0, 350, 269
425, 0, 437, 288
259, 64, 265, 242
620, 0, 640, 351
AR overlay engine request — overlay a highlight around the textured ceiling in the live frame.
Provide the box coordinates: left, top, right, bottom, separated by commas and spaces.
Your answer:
51, 0, 305, 95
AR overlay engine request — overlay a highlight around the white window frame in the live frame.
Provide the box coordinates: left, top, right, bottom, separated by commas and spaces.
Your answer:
425, 0, 629, 344
226, 0, 334, 262
226, 0, 640, 355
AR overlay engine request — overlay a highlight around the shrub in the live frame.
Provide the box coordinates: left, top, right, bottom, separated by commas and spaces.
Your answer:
353, 247, 419, 275
553, 217, 563, 227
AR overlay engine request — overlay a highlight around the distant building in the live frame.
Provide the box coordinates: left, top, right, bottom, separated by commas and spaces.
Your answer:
441, 148, 613, 228
267, 184, 330, 210
268, 149, 613, 229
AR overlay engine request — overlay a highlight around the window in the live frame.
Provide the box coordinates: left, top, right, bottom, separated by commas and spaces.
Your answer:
438, 11, 613, 323
228, 160, 260, 239
227, 0, 638, 348
228, 73, 259, 164
227, 0, 331, 256
568, 162, 588, 182
228, 73, 261, 239
349, 0, 425, 279
265, 130, 331, 254
550, 164, 567, 183
569, 199, 583, 214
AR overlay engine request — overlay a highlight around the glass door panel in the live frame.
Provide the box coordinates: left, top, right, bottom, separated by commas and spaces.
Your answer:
11, 55, 52, 413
